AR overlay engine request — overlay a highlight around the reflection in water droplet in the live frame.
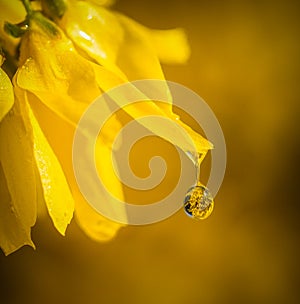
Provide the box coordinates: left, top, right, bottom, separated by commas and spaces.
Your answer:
184, 183, 214, 220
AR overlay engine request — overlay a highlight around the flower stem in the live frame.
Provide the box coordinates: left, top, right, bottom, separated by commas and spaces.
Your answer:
21, 0, 33, 15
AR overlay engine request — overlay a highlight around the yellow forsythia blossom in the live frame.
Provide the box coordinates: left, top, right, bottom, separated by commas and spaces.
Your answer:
0, 0, 212, 255
59, 0, 190, 80
58, 0, 210, 153
16, 11, 126, 245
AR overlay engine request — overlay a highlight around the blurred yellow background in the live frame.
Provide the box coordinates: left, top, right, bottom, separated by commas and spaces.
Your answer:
1, 0, 299, 303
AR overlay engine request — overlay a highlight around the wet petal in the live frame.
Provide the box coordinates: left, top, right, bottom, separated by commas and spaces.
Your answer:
59, 3, 211, 156
60, 1, 126, 79
0, 93, 37, 255
24, 90, 75, 235
93, 65, 213, 156
0, 64, 14, 122
59, 1, 166, 80
16, 18, 101, 126
26, 90, 125, 240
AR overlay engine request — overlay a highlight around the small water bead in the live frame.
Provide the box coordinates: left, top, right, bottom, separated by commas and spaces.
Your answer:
184, 183, 214, 220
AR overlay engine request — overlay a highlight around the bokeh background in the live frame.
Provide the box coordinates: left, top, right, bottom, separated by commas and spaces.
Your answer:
1, 0, 300, 303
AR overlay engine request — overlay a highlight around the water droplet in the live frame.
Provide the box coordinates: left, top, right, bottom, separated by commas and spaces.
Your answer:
184, 183, 214, 220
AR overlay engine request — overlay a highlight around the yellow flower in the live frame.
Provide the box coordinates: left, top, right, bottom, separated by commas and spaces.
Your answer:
0, 86, 36, 255
15, 11, 126, 243
0, 55, 74, 255
0, 0, 212, 254
59, 0, 190, 81
57, 0, 211, 153
0, 56, 14, 121
0, 56, 36, 255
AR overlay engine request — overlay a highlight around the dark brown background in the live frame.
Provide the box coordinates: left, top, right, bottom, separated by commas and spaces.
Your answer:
1, 0, 299, 303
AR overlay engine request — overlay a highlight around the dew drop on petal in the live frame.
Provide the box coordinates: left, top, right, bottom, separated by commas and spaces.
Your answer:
184, 183, 214, 220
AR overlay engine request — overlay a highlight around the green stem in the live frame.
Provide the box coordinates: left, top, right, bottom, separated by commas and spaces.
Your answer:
21, 0, 33, 15
30, 12, 59, 36
4, 21, 28, 38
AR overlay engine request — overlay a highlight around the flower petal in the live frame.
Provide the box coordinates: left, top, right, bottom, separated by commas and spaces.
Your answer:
59, 1, 166, 80
0, 93, 37, 255
148, 28, 191, 64
16, 18, 126, 238
93, 65, 213, 155
112, 12, 166, 80
60, 1, 126, 79
74, 137, 126, 241
0, 164, 35, 255
59, 2, 211, 156
16, 19, 101, 125
17, 20, 101, 104
26, 89, 125, 240
0, 64, 14, 122
23, 91, 75, 236
59, 1, 174, 116
75, 196, 124, 242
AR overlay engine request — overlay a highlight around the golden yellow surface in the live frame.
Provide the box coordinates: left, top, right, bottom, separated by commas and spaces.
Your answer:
0, 0, 299, 303
0, 57, 14, 121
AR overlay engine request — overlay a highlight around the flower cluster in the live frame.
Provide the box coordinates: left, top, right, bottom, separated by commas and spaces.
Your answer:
0, 0, 212, 255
